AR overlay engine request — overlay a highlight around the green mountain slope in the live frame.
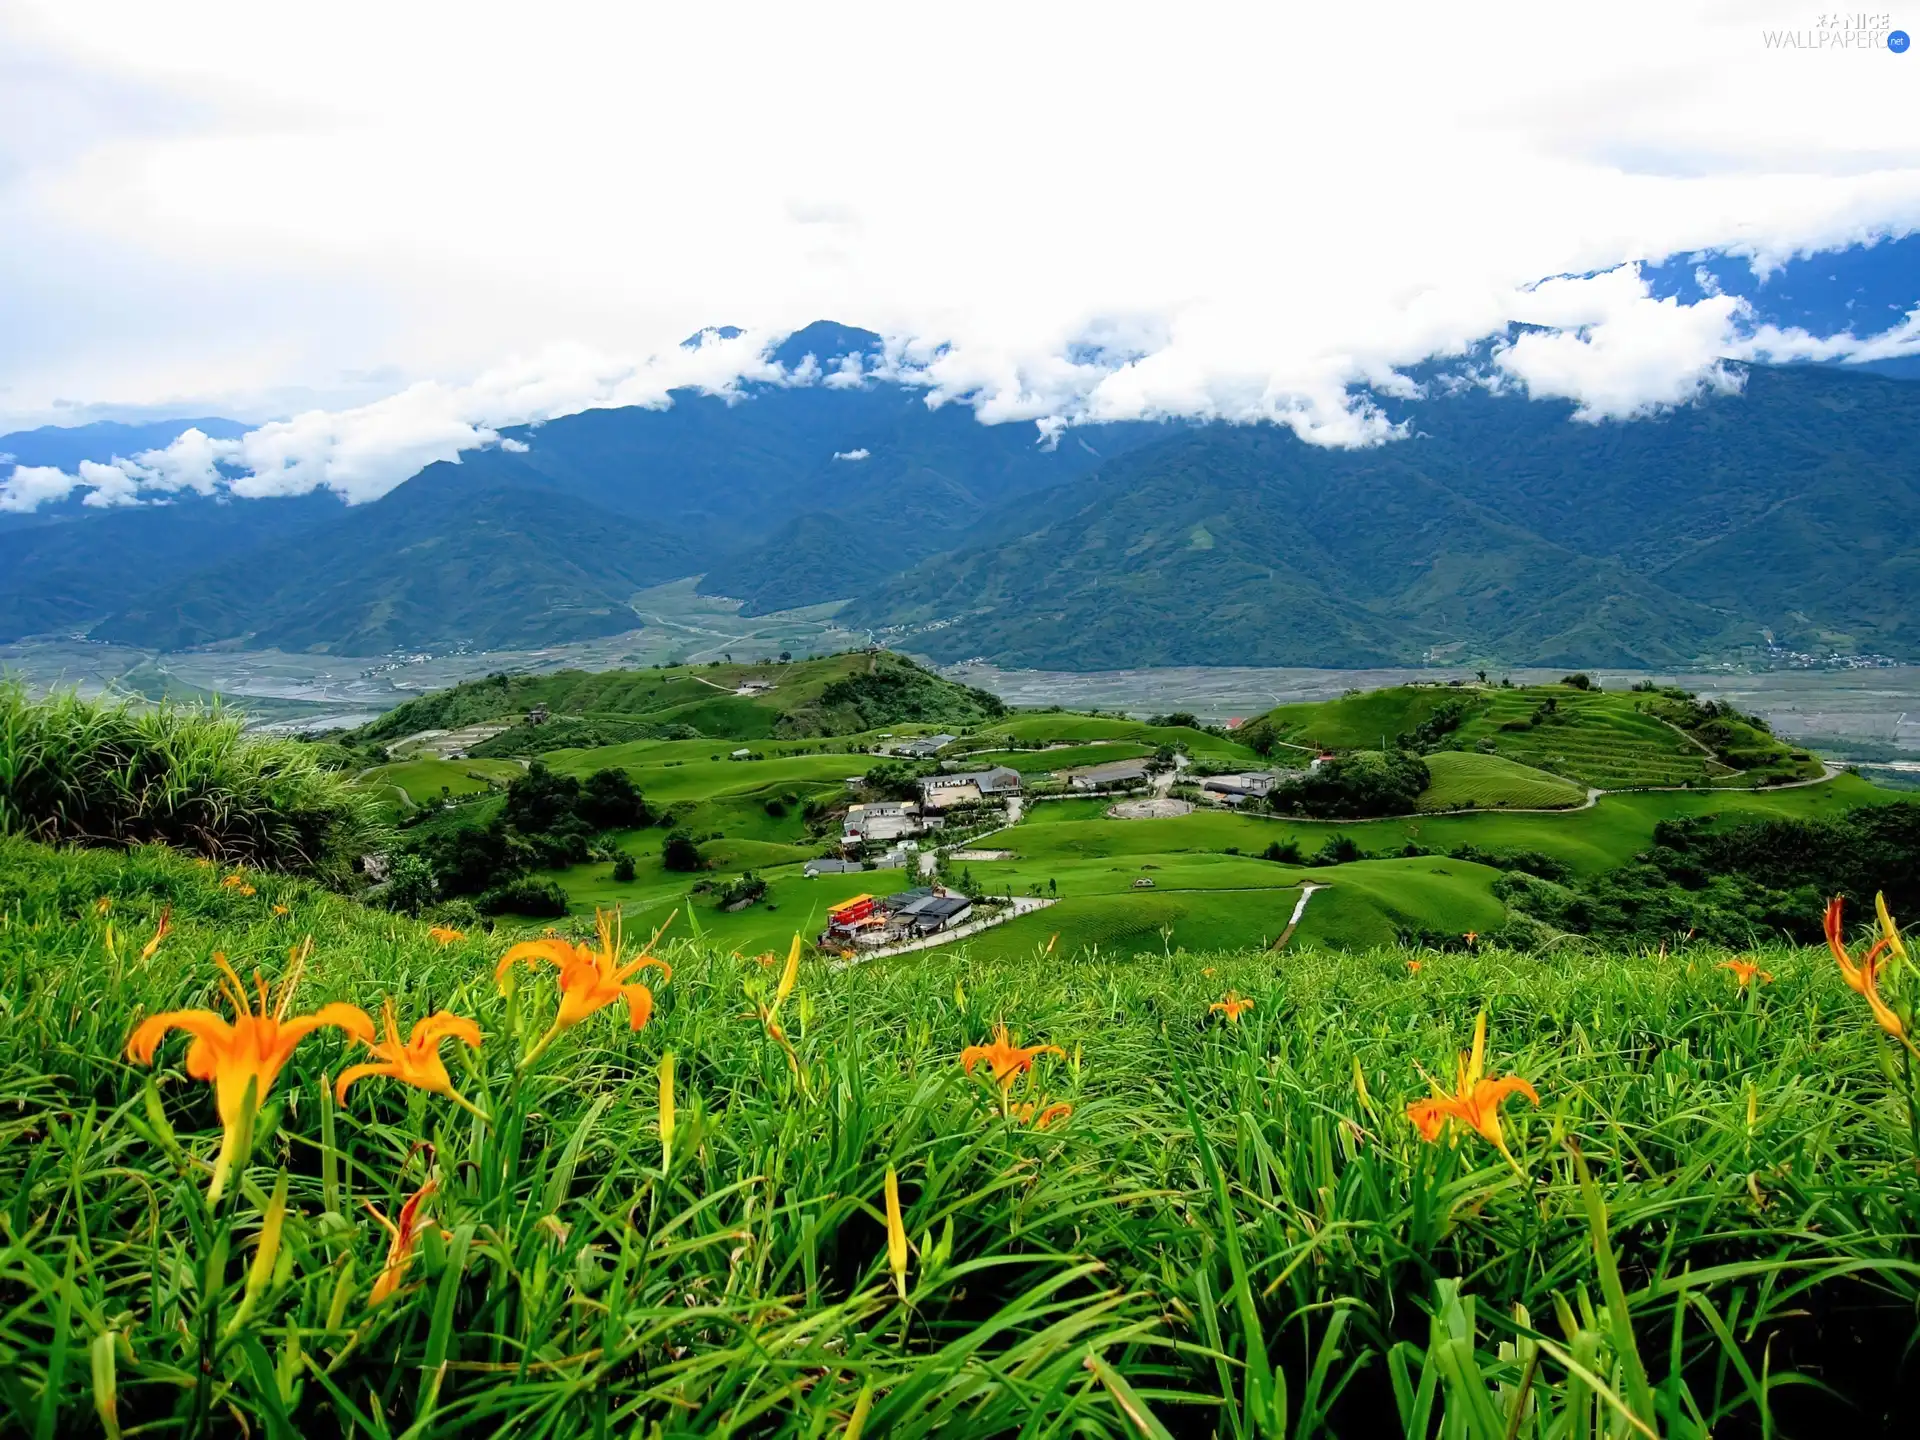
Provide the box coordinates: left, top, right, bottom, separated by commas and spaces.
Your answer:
95, 458, 692, 653
846, 366, 1920, 668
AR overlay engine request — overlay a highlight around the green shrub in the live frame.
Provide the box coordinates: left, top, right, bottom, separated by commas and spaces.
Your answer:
0, 682, 382, 882
477, 874, 569, 916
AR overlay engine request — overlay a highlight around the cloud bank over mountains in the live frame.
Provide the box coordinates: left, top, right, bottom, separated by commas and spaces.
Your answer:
7, 244, 1918, 514
3, 3, 1918, 511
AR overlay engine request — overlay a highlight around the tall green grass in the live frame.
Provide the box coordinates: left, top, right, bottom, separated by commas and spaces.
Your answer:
0, 682, 384, 883
3, 833, 1918, 1435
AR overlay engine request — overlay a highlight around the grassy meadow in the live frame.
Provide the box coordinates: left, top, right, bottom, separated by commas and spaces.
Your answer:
8, 834, 1920, 1435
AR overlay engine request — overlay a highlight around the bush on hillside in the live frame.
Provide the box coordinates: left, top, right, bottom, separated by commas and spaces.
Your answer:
402, 761, 649, 904
0, 682, 383, 883
662, 829, 703, 871
1270, 750, 1429, 819
476, 874, 569, 917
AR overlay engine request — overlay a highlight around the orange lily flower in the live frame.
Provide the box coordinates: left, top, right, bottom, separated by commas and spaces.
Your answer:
366, 1178, 440, 1305
272, 904, 291, 917
1209, 991, 1254, 1024
335, 1000, 488, 1120
139, 905, 172, 963
1825, 896, 1912, 1049
128, 949, 373, 1200
427, 926, 466, 946
1407, 960, 1423, 973
222, 874, 256, 897
1721, 957, 1773, 989
498, 908, 670, 1068
1011, 1099, 1073, 1128
1405, 1011, 1539, 1170
960, 1023, 1064, 1090
1462, 931, 1479, 946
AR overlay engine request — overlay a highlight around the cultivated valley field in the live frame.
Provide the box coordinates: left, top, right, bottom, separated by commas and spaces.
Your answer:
6, 657, 1920, 1435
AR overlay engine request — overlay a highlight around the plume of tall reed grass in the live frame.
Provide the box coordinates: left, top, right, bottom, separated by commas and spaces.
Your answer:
0, 680, 384, 881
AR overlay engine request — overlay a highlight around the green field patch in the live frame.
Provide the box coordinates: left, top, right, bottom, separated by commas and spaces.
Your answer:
962, 742, 1155, 776
1416, 751, 1587, 811
978, 714, 1261, 765
359, 756, 523, 805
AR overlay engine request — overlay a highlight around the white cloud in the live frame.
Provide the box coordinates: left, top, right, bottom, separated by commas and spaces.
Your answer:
832, 447, 870, 461
0, 464, 80, 511
1, 1, 1918, 503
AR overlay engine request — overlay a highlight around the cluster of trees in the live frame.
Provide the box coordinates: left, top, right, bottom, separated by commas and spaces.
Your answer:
389, 761, 649, 916
1494, 802, 1920, 947
1267, 750, 1430, 819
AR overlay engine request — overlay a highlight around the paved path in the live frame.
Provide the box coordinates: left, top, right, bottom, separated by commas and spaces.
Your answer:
1269, 882, 1323, 949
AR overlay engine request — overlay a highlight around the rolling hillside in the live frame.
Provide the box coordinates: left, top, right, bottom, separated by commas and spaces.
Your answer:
355, 649, 1006, 744
1249, 681, 1821, 790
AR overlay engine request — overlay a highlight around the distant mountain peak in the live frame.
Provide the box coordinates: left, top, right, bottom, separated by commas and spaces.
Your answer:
770, 320, 884, 373
680, 324, 745, 348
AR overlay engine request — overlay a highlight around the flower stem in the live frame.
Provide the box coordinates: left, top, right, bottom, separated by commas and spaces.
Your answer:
518, 1015, 566, 1074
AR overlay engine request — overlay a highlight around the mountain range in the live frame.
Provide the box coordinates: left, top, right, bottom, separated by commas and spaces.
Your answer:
3, 299, 1917, 670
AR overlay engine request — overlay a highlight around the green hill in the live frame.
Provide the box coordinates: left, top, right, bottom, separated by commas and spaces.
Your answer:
1415, 751, 1587, 810
354, 649, 1006, 745
1249, 681, 1821, 791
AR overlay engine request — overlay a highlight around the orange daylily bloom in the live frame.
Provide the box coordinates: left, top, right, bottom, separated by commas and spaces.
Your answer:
1825, 895, 1911, 1047
1721, 957, 1773, 989
1405, 1011, 1539, 1168
272, 904, 291, 917
427, 926, 466, 946
1209, 991, 1254, 1024
1462, 931, 1479, 946
335, 1000, 487, 1120
1407, 960, 1423, 973
1011, 1099, 1073, 1129
960, 1023, 1064, 1089
498, 907, 670, 1067
366, 1178, 440, 1305
127, 949, 373, 1200
138, 905, 172, 963
222, 874, 256, 897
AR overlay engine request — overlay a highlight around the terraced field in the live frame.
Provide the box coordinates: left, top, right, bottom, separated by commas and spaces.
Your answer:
1416, 750, 1588, 811
1456, 688, 1717, 788
1259, 682, 1820, 790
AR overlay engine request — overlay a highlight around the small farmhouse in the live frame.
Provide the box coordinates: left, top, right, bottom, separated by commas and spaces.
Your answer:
804, 857, 864, 877
1201, 771, 1282, 804
1064, 759, 1150, 791
917, 767, 1022, 809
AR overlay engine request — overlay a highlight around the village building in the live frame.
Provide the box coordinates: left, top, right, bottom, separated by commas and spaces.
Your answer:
819, 886, 973, 947
822, 893, 885, 944
841, 801, 923, 846
888, 733, 956, 758
1201, 771, 1282, 804
1064, 759, 1151, 791
734, 679, 774, 696
880, 887, 974, 936
917, 767, 1022, 809
804, 857, 864, 877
